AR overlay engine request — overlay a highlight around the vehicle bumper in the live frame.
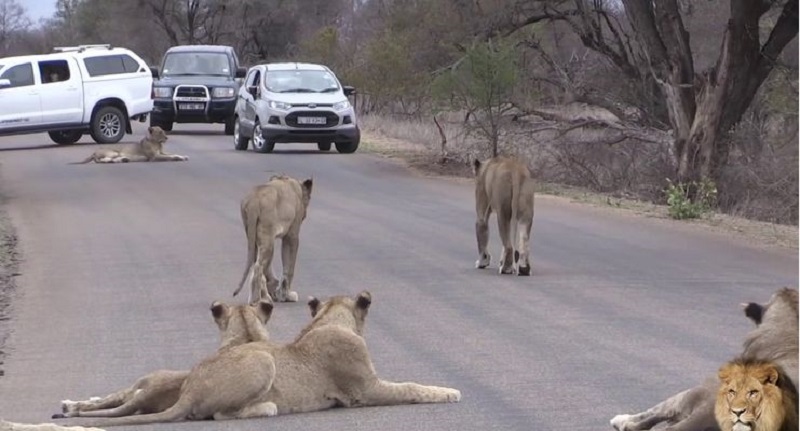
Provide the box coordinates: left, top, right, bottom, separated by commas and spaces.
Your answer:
260, 125, 360, 144
151, 98, 236, 124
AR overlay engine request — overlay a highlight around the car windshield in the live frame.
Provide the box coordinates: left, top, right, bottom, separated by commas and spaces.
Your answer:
265, 70, 340, 93
162, 52, 230, 77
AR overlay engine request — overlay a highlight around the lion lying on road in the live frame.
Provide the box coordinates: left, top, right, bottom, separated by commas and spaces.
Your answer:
260, 290, 461, 415
53, 300, 274, 421
610, 287, 798, 431
473, 156, 535, 275
715, 358, 797, 431
233, 175, 313, 303
71, 126, 187, 164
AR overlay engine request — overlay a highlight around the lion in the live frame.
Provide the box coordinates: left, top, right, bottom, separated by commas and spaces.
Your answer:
472, 156, 535, 275
715, 358, 798, 431
70, 126, 188, 164
232, 175, 313, 303
53, 300, 274, 425
610, 288, 798, 431
255, 290, 461, 415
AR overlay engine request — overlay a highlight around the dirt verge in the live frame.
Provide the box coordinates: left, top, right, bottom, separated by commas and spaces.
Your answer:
0, 195, 19, 379
361, 130, 799, 250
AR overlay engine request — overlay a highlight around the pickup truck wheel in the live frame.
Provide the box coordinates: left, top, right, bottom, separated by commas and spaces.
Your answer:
233, 117, 249, 151
224, 116, 235, 135
90, 106, 126, 144
48, 130, 83, 145
335, 140, 359, 154
252, 123, 274, 153
317, 142, 332, 152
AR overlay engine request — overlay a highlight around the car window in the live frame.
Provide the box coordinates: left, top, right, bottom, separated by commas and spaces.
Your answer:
0, 63, 34, 88
39, 60, 71, 84
265, 70, 339, 93
245, 69, 260, 88
162, 52, 231, 77
83, 54, 138, 77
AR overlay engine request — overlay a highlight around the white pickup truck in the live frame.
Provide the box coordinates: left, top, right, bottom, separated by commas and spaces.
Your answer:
0, 45, 154, 145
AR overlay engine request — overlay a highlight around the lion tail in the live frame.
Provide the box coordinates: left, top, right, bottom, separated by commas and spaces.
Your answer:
75, 396, 191, 427
234, 201, 259, 298
510, 170, 522, 271
69, 154, 95, 165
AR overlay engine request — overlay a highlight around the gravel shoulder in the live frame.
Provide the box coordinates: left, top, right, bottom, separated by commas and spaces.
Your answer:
0, 192, 20, 379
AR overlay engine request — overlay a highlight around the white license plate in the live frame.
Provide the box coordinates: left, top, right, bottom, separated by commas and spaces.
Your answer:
179, 103, 204, 110
297, 116, 326, 125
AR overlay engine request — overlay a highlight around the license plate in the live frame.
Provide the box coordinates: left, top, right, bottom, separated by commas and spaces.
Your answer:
297, 116, 326, 125
179, 103, 204, 110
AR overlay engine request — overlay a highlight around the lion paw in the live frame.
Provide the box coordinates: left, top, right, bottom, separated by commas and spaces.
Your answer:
444, 389, 462, 403
475, 252, 491, 269
610, 414, 632, 431
61, 399, 79, 414
282, 291, 299, 302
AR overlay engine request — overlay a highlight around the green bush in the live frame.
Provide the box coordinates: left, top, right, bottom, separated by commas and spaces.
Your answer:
665, 178, 718, 220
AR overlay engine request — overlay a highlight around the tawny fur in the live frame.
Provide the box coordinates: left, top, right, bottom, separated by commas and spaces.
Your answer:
56, 300, 276, 426
715, 359, 798, 431
70, 126, 187, 164
233, 175, 313, 303
610, 288, 798, 431
472, 157, 535, 276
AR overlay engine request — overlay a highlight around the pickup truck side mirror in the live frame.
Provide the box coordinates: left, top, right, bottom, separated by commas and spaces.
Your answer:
0, 79, 11, 89
343, 85, 356, 97
149, 66, 159, 79
235, 67, 247, 79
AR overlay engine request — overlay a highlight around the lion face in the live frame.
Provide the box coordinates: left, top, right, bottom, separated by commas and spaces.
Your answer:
147, 126, 168, 144
716, 360, 787, 431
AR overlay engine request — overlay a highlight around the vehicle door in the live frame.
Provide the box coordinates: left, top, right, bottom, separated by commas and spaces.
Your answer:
38, 57, 83, 125
0, 61, 42, 131
238, 68, 261, 135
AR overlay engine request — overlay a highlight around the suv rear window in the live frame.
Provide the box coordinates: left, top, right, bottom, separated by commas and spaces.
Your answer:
83, 54, 140, 77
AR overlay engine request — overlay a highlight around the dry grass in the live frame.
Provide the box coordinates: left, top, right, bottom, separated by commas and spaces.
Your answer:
360, 113, 799, 250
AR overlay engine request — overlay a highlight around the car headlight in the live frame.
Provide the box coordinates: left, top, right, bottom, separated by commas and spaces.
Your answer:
153, 87, 172, 98
268, 100, 292, 111
333, 100, 351, 111
212, 87, 235, 98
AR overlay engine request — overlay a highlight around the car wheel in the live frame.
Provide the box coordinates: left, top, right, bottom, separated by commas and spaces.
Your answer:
224, 115, 235, 135
251, 123, 274, 153
335, 140, 359, 154
90, 106, 126, 144
317, 142, 332, 152
233, 117, 249, 151
48, 130, 83, 145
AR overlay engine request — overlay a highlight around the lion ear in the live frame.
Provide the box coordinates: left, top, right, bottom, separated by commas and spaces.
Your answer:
742, 302, 764, 325
758, 363, 780, 385
254, 300, 274, 323
307, 296, 321, 317
356, 291, 372, 310
210, 301, 229, 320
147, 126, 154, 134
302, 178, 313, 194
718, 363, 736, 383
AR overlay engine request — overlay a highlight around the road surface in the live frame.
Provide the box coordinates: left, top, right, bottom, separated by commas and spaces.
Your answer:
0, 124, 796, 430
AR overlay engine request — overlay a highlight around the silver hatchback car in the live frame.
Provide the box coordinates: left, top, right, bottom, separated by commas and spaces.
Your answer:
233, 62, 359, 153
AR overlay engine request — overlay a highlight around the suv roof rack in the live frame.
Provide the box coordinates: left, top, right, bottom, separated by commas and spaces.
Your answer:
53, 44, 114, 53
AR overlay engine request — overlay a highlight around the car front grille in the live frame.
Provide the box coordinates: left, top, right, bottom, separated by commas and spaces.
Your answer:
285, 111, 339, 128
175, 86, 208, 98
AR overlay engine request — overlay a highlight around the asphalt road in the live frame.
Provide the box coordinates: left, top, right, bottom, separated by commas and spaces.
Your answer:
0, 124, 796, 431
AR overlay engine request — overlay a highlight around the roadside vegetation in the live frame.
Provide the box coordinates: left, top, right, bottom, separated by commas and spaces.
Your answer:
0, 0, 796, 225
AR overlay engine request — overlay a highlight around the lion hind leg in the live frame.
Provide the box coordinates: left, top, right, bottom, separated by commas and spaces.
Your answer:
59, 387, 134, 417
475, 192, 491, 269
276, 236, 299, 303
496, 210, 515, 275
360, 380, 461, 407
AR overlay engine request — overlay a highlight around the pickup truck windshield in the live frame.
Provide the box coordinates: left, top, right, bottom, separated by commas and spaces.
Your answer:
162, 52, 231, 77
266, 70, 340, 93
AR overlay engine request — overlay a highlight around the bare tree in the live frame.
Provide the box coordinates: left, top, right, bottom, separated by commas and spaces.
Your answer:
0, 0, 31, 55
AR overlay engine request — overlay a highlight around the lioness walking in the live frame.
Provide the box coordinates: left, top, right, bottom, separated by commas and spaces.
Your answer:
233, 175, 313, 303
71, 126, 187, 164
473, 156, 535, 275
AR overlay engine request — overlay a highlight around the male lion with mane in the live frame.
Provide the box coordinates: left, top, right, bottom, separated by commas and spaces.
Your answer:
610, 288, 798, 431
473, 156, 535, 275
233, 175, 313, 303
71, 126, 187, 164
715, 358, 798, 431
